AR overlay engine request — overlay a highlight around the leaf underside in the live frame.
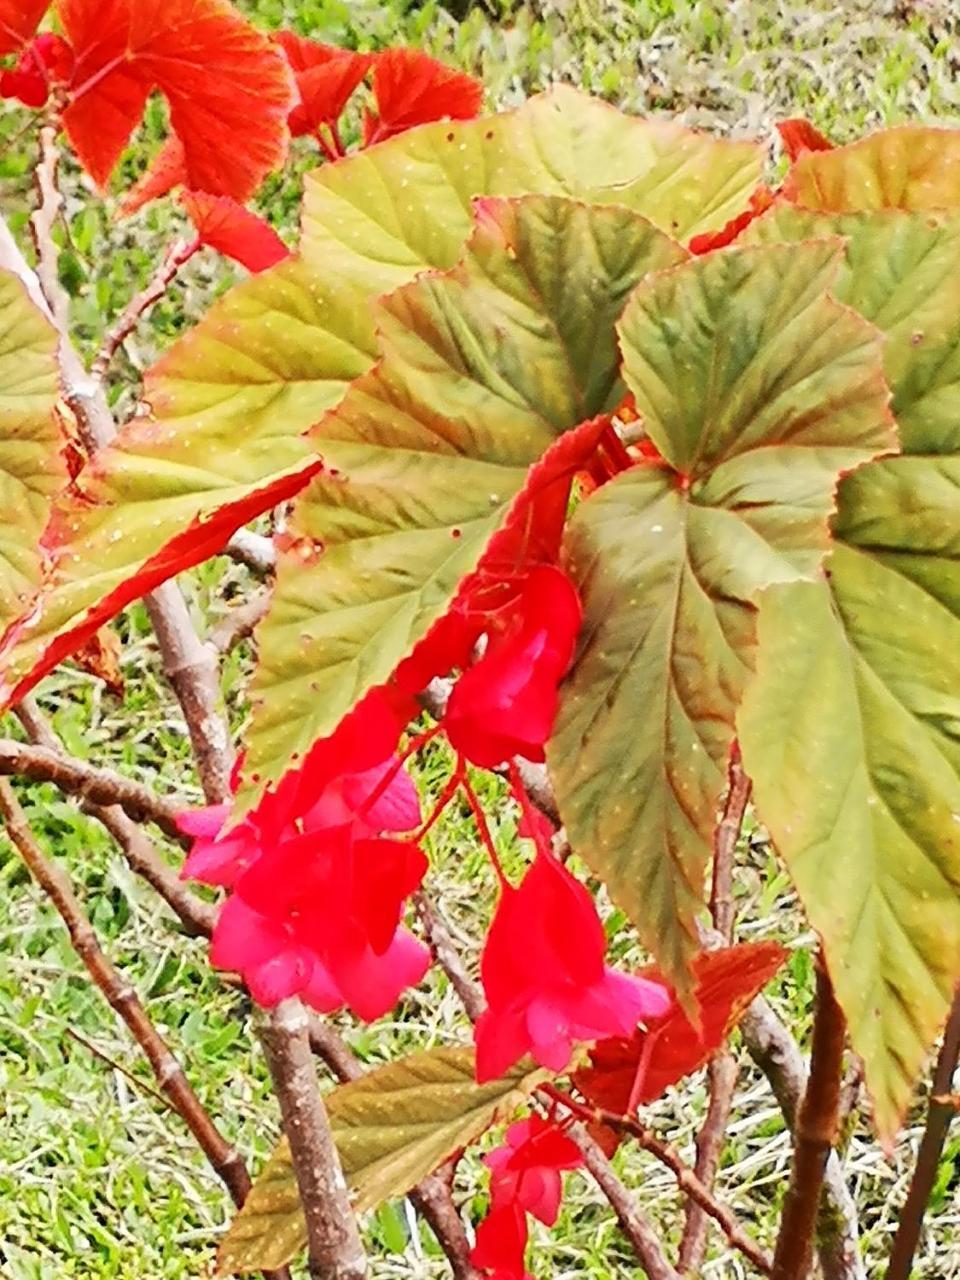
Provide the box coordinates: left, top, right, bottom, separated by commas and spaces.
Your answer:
741, 205, 960, 1135
549, 240, 895, 1006
216, 1046, 547, 1274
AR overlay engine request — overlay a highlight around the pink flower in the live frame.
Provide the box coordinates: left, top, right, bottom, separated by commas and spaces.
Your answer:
474, 852, 671, 1081
484, 1117, 583, 1227
215, 828, 431, 1018
444, 566, 581, 768
470, 1202, 531, 1280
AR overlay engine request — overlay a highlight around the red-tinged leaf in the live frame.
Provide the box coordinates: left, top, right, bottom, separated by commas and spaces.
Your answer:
57, 0, 294, 197
0, 458, 320, 710
364, 48, 482, 146
572, 943, 789, 1115
181, 192, 289, 273
72, 626, 124, 697
689, 185, 776, 254
0, 0, 46, 56
275, 31, 372, 137
119, 136, 187, 217
777, 118, 833, 161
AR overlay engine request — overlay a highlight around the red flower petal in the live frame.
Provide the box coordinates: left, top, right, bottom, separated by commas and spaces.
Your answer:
275, 31, 373, 136
0, 0, 47, 56
470, 1203, 530, 1278
777, 118, 834, 162
119, 136, 188, 217
364, 48, 482, 146
57, 0, 293, 196
180, 191, 289, 273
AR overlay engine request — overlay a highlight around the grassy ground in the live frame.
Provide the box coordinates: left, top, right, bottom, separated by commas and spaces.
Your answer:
2, 1, 960, 1277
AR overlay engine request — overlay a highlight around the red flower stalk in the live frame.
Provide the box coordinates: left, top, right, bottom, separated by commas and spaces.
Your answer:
474, 851, 670, 1081
444, 565, 582, 768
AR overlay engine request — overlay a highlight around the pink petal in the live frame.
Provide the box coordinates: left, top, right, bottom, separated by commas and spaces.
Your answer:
474, 1005, 532, 1083
332, 929, 430, 1022
210, 894, 287, 971
176, 803, 229, 838
246, 949, 311, 1006
526, 999, 575, 1072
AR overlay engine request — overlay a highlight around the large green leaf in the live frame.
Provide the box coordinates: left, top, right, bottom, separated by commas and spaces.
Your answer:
0, 88, 761, 707
217, 1047, 547, 1275
739, 207, 960, 1131
0, 271, 62, 631
548, 242, 895, 1000
738, 577, 960, 1140
240, 195, 688, 797
783, 126, 960, 213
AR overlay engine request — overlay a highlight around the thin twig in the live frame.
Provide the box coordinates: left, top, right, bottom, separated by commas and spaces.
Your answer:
415, 890, 485, 1021
0, 781, 254, 1211
772, 962, 847, 1280
226, 528, 277, 576
91, 236, 199, 381
0, 736, 188, 841
210, 591, 272, 654
885, 983, 960, 1280
679, 750, 751, 1272
260, 998, 367, 1280
573, 1122, 681, 1280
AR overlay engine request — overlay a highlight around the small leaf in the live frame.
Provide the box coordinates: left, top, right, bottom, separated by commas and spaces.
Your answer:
181, 192, 289, 273
364, 48, 483, 145
275, 31, 373, 137
783, 126, 960, 212
119, 136, 187, 217
57, 0, 294, 196
776, 118, 833, 161
573, 942, 788, 1115
217, 1047, 547, 1275
550, 241, 895, 1002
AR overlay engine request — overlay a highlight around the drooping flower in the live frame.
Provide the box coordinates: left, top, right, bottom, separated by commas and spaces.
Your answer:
484, 1116, 583, 1226
444, 566, 582, 768
474, 852, 670, 1081
470, 1202, 531, 1280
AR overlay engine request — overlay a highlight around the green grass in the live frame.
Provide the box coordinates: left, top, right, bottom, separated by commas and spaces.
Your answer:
2, 1, 960, 1277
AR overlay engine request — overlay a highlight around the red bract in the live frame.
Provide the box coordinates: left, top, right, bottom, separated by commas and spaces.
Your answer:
0, 33, 72, 107
0, 0, 47, 56
363, 48, 483, 146
572, 942, 789, 1117
470, 1202, 531, 1280
777, 118, 834, 161
120, 136, 187, 217
474, 852, 670, 1081
180, 192, 289, 273
275, 31, 372, 139
689, 185, 776, 254
52, 0, 293, 196
484, 1116, 583, 1226
444, 566, 582, 769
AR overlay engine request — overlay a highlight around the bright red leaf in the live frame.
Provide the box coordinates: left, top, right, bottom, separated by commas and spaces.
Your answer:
777, 118, 834, 161
120, 136, 188, 216
363, 48, 482, 146
56, 0, 293, 196
572, 942, 789, 1115
275, 31, 372, 138
180, 192, 289, 273
0, 0, 46, 56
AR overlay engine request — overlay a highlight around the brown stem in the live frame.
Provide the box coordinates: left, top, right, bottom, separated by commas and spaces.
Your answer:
572, 1123, 681, 1280
260, 998, 367, 1280
772, 963, 847, 1280
0, 735, 188, 841
144, 584, 234, 804
679, 751, 751, 1272
885, 983, 960, 1280
0, 781, 255, 1212
414, 890, 485, 1021
91, 236, 199, 381
410, 1173, 482, 1280
226, 528, 277, 576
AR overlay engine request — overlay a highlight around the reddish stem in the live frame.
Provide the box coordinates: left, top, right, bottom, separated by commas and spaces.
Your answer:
460, 764, 510, 890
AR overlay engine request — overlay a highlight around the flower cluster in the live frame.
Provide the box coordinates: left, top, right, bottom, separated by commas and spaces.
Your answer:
472, 1116, 584, 1279
178, 688, 431, 1019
